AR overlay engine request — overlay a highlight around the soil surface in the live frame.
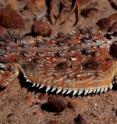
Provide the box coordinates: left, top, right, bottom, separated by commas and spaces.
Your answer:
0, 0, 117, 124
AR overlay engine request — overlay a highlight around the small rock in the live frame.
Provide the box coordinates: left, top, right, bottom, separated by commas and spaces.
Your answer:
0, 8, 25, 29
81, 8, 98, 18
67, 101, 75, 110
109, 22, 117, 33
47, 95, 68, 112
48, 120, 60, 124
97, 18, 111, 31
109, 41, 117, 58
109, 13, 117, 23
74, 114, 88, 124
112, 107, 117, 116
32, 20, 51, 36
109, 0, 117, 10
7, 113, 14, 118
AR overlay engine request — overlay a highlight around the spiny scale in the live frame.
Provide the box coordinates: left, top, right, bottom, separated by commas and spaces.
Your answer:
23, 72, 115, 96
73, 90, 78, 96
51, 87, 56, 92
23, 70, 116, 96
96, 88, 101, 93
66, 89, 72, 94
39, 85, 44, 89
62, 89, 67, 94
56, 88, 62, 94
46, 86, 51, 92
36, 84, 40, 87
29, 80, 113, 96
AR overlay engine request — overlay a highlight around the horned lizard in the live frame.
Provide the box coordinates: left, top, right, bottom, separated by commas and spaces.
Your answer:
0, 30, 117, 96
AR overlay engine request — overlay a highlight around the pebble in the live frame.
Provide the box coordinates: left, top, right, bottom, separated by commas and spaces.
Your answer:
81, 8, 98, 18
74, 114, 88, 124
0, 8, 25, 29
109, 22, 117, 33
109, 0, 117, 10
97, 18, 111, 31
47, 95, 68, 112
47, 120, 60, 124
32, 20, 51, 36
109, 13, 117, 22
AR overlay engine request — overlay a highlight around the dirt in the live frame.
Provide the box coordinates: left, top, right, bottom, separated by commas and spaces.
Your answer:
0, 0, 117, 124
